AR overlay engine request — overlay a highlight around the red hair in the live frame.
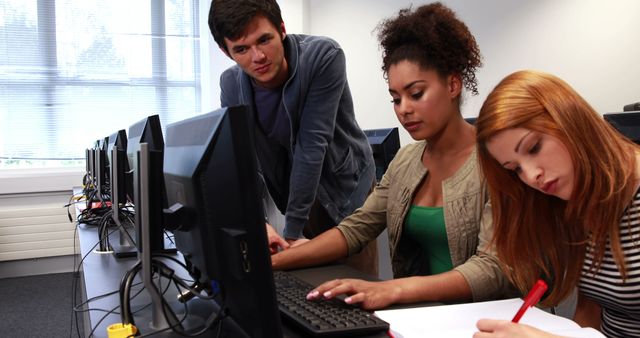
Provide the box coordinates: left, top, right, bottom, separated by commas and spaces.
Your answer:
476, 70, 638, 305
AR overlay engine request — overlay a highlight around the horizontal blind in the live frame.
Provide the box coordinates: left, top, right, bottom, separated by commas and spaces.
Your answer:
0, 0, 201, 168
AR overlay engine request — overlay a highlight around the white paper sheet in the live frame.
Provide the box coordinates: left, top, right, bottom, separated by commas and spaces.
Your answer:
375, 298, 604, 338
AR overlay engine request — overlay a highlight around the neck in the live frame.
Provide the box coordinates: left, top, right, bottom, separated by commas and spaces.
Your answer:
425, 116, 476, 157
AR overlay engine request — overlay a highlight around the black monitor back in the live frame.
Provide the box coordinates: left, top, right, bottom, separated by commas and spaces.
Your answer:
364, 128, 400, 182
164, 106, 282, 337
98, 136, 110, 189
128, 115, 166, 253
95, 147, 108, 200
107, 130, 128, 164
604, 111, 640, 144
128, 115, 164, 168
108, 129, 131, 206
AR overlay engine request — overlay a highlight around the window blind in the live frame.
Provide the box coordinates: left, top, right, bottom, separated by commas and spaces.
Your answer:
0, 0, 201, 169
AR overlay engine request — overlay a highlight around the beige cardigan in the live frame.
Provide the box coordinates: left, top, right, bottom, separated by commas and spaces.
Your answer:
336, 141, 509, 301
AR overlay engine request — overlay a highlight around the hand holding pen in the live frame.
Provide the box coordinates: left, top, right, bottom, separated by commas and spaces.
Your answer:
473, 280, 551, 338
512, 279, 548, 322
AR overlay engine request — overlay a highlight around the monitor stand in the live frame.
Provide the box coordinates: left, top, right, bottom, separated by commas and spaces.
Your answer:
139, 143, 182, 331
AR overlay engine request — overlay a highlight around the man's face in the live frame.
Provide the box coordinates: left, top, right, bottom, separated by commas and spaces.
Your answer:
223, 15, 288, 89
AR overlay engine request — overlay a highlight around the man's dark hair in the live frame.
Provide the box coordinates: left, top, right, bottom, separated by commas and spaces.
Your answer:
209, 0, 284, 53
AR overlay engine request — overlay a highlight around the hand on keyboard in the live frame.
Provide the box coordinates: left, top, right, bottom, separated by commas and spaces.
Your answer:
274, 271, 390, 336
306, 278, 400, 310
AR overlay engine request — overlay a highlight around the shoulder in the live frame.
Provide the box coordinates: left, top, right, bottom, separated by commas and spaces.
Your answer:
444, 147, 485, 197
288, 34, 343, 61
387, 141, 426, 173
220, 65, 243, 84
290, 34, 341, 49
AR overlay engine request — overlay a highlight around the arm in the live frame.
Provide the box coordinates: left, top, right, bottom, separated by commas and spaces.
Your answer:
454, 197, 513, 301
273, 154, 390, 269
271, 228, 348, 270
573, 292, 602, 330
281, 45, 349, 239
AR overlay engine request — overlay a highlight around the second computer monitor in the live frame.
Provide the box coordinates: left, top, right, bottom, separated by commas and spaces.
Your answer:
365, 127, 400, 182
127, 115, 166, 254
163, 106, 282, 337
604, 111, 640, 144
107, 129, 130, 206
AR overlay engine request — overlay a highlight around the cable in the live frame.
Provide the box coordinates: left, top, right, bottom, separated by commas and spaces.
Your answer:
118, 256, 226, 337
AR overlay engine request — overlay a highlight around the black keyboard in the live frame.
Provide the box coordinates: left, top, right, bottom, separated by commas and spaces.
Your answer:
273, 271, 390, 337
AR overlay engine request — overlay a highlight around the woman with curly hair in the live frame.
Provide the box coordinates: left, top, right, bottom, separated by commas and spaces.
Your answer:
271, 2, 512, 309
474, 70, 640, 337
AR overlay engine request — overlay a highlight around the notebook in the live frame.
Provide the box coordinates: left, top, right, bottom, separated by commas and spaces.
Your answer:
375, 298, 604, 338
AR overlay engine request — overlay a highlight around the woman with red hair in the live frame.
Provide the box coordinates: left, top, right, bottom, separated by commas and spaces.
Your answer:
474, 70, 640, 337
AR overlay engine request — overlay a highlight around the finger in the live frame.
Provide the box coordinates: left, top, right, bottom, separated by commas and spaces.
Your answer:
321, 280, 360, 299
276, 238, 290, 250
309, 279, 345, 297
344, 292, 366, 305
472, 331, 493, 338
475, 319, 501, 332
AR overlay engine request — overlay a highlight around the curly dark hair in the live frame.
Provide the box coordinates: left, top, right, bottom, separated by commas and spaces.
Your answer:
376, 2, 482, 95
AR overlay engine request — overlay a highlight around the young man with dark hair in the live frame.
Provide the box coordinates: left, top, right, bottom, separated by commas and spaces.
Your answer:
208, 0, 376, 272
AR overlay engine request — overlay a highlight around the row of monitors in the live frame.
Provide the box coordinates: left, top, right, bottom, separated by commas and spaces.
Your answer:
85, 108, 280, 335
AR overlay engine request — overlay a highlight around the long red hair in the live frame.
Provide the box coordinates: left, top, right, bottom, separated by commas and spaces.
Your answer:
476, 70, 638, 305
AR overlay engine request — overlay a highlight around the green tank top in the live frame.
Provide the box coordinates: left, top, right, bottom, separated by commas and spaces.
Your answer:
404, 205, 453, 275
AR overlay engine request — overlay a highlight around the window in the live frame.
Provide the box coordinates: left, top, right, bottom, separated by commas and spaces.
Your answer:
0, 0, 201, 169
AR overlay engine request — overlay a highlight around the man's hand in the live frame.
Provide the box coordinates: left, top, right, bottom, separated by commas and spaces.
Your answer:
265, 223, 289, 254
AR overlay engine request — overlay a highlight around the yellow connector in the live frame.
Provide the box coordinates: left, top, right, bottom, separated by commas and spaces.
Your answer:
106, 323, 138, 338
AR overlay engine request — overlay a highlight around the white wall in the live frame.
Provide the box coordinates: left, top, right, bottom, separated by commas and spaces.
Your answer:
308, 0, 640, 146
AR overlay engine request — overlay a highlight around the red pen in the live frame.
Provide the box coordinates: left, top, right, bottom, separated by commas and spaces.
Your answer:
512, 279, 548, 323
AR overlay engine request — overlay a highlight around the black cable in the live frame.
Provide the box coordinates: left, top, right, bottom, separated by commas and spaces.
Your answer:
119, 256, 226, 337
98, 210, 115, 252
120, 261, 142, 325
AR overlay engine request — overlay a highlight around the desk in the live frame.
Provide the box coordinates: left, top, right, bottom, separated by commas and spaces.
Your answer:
76, 221, 390, 337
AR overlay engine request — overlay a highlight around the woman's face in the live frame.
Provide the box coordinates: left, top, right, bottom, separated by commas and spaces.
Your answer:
387, 60, 459, 140
486, 127, 574, 200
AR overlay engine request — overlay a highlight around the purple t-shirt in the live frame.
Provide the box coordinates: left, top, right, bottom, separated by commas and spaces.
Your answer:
252, 83, 291, 150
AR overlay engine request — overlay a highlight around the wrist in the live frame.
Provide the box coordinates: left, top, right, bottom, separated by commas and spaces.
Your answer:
383, 279, 405, 304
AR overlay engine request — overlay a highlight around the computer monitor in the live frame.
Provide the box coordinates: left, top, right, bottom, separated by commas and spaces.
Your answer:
107, 130, 131, 206
364, 128, 400, 182
96, 135, 110, 195
604, 111, 640, 144
95, 146, 109, 202
163, 106, 282, 337
86, 148, 95, 184
127, 115, 166, 254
